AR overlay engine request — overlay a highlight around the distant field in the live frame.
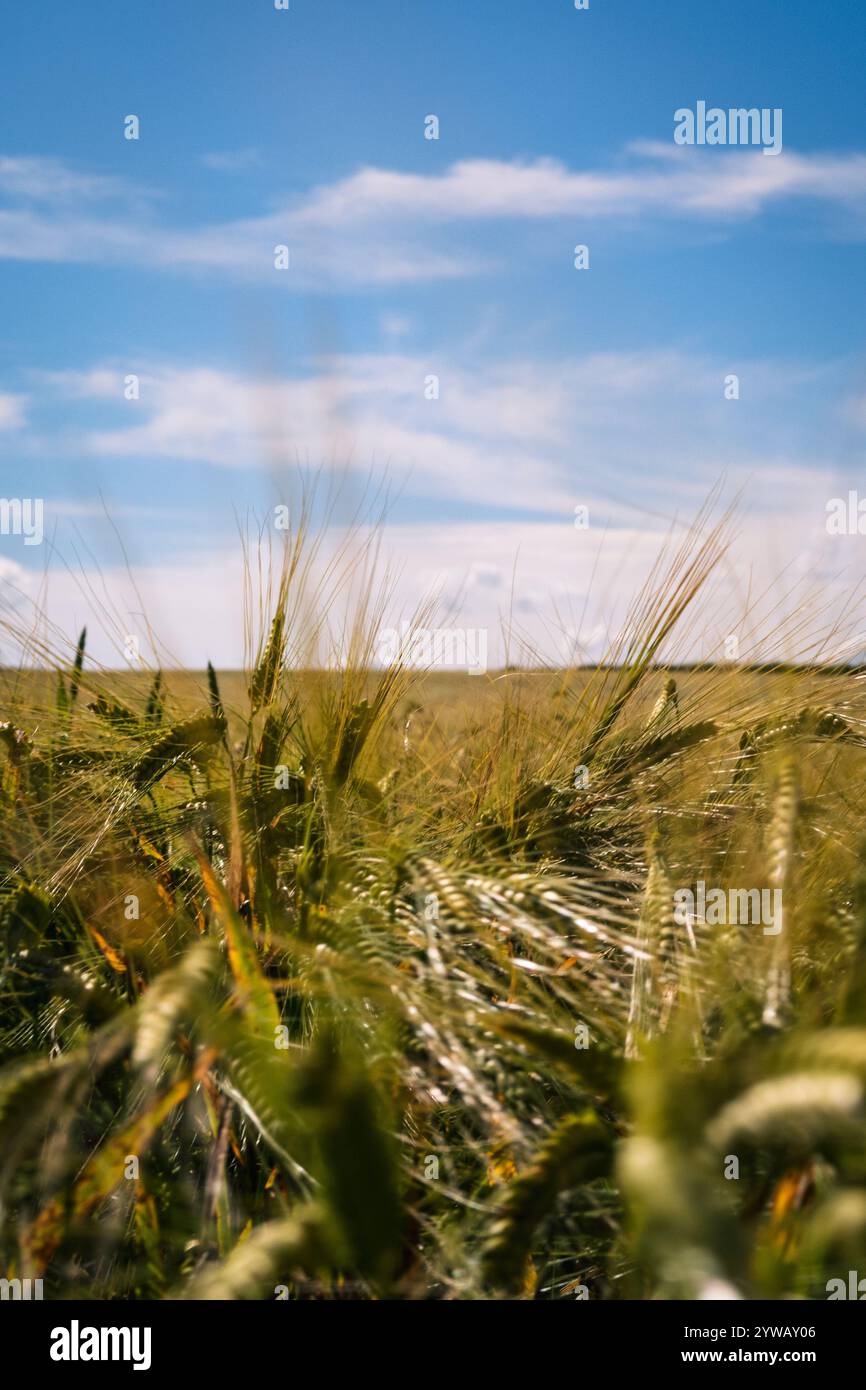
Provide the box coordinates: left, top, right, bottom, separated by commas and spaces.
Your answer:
1, 661, 855, 736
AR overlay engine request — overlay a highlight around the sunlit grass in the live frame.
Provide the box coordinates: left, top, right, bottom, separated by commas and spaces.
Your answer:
2, 505, 866, 1299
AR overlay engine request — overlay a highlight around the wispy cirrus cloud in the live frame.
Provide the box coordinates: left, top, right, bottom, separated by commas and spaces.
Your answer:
201, 148, 264, 173
0, 155, 134, 203
2, 142, 866, 284
293, 143, 866, 226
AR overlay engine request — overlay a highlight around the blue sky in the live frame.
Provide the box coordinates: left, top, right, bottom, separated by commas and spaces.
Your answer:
1, 0, 866, 666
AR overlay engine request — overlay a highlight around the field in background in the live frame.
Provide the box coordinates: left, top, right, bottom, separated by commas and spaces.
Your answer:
1, 662, 852, 739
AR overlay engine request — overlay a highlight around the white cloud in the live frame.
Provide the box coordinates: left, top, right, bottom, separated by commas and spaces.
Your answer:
201, 149, 263, 173
16, 348, 858, 670
293, 146, 866, 226
0, 392, 27, 429
0, 156, 133, 204
38, 350, 839, 526
2, 143, 866, 284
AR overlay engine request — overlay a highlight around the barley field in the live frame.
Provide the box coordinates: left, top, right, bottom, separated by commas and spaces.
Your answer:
1, 519, 866, 1304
